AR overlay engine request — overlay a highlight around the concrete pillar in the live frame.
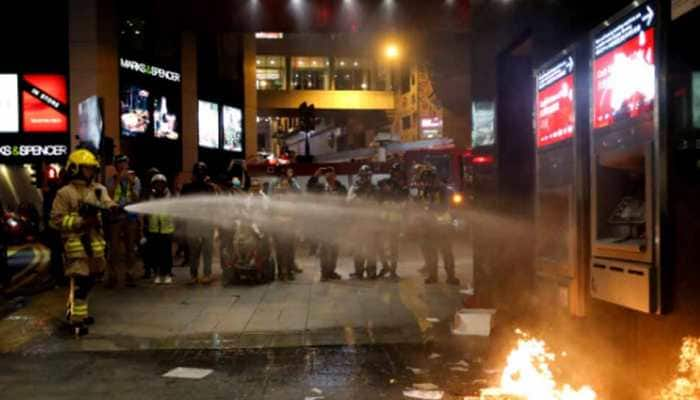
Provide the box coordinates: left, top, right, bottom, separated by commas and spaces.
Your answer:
243, 34, 258, 159
181, 31, 198, 173
68, 0, 119, 154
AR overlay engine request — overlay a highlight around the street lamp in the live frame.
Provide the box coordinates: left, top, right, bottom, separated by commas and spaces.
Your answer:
384, 43, 400, 60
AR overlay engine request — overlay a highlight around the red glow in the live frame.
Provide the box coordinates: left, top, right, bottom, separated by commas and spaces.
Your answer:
472, 155, 494, 165
593, 28, 655, 129
536, 74, 574, 148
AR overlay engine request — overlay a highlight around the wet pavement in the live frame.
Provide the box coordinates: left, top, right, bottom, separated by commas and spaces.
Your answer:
0, 250, 472, 353
0, 342, 497, 399
0, 246, 496, 399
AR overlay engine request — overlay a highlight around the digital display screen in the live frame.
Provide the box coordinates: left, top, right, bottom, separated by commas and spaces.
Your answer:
153, 94, 179, 140
593, 2, 656, 130
78, 96, 103, 152
119, 57, 181, 140
120, 85, 150, 137
198, 100, 220, 149
536, 56, 575, 148
0, 74, 19, 133
222, 105, 243, 152
471, 101, 495, 147
21, 74, 68, 133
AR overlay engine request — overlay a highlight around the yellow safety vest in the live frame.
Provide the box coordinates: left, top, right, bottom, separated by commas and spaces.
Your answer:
114, 181, 133, 203
147, 214, 175, 234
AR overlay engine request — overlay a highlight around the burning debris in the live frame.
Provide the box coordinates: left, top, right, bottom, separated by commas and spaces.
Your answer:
480, 330, 597, 400
659, 337, 700, 400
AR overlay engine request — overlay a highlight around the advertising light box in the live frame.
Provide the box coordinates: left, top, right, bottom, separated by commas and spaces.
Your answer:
21, 74, 68, 133
198, 100, 220, 149
222, 105, 243, 152
471, 101, 495, 147
536, 56, 575, 148
0, 74, 19, 133
78, 96, 103, 152
592, 2, 656, 130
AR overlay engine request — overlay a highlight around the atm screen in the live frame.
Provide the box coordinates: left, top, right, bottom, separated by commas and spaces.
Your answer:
536, 56, 575, 148
592, 3, 656, 130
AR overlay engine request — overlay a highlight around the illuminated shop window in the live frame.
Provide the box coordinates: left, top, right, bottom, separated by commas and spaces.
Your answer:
256, 56, 286, 90
291, 57, 330, 90
334, 58, 370, 90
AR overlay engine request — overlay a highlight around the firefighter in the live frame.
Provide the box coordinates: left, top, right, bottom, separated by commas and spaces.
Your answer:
144, 174, 175, 284
412, 164, 460, 285
51, 149, 117, 336
377, 163, 407, 280
347, 164, 380, 280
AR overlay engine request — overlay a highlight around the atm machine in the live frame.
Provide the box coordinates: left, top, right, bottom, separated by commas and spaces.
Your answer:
533, 46, 590, 317
588, 0, 667, 314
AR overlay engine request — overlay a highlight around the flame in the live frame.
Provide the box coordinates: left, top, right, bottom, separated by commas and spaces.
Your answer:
485, 330, 597, 400
659, 337, 700, 400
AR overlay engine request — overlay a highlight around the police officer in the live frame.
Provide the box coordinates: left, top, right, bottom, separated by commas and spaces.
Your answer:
412, 164, 460, 285
348, 165, 380, 280
105, 154, 141, 287
377, 163, 407, 280
270, 168, 297, 281
307, 167, 347, 281
51, 149, 117, 336
144, 174, 175, 284
181, 162, 217, 284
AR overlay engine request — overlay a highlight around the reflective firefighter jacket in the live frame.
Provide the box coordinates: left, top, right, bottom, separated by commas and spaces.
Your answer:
50, 179, 116, 276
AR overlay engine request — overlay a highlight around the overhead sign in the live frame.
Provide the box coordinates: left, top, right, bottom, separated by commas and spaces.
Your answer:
536, 56, 575, 148
255, 32, 284, 39
0, 74, 19, 133
119, 58, 181, 82
592, 2, 656, 130
21, 74, 68, 133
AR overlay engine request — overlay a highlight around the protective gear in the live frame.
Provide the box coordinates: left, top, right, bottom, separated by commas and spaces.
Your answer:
193, 161, 208, 179
151, 174, 167, 184
51, 167, 115, 335
358, 164, 372, 177
66, 149, 100, 181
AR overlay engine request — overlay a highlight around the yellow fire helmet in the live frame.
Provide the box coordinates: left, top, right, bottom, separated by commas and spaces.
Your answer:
66, 149, 100, 175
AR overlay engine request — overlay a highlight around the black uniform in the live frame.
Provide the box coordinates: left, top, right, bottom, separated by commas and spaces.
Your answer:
348, 177, 380, 279
307, 175, 347, 280
413, 181, 458, 284
377, 177, 407, 278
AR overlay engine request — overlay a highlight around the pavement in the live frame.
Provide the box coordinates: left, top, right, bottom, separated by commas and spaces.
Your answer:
0, 243, 521, 399
0, 247, 473, 353
0, 344, 498, 400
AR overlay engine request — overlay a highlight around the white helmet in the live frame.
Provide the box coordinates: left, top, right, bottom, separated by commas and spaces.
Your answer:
151, 174, 167, 184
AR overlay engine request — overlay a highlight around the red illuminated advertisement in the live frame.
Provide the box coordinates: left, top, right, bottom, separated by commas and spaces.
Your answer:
593, 3, 656, 130
22, 74, 68, 133
537, 74, 574, 148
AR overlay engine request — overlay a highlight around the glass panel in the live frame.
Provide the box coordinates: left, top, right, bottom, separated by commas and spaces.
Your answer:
291, 57, 330, 90
334, 58, 370, 90
256, 56, 286, 90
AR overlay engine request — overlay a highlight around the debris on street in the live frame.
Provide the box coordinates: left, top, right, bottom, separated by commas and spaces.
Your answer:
162, 367, 213, 379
